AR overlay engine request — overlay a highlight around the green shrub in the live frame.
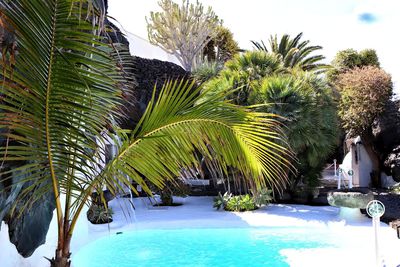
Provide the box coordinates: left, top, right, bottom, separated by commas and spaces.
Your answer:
87, 204, 113, 224
328, 48, 380, 82
252, 188, 273, 207
192, 60, 224, 83
213, 192, 232, 210
225, 195, 243, 211
214, 194, 257, 212
336, 66, 392, 136
239, 194, 256, 211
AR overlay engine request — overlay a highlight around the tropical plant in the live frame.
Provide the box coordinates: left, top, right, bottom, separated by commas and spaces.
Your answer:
203, 25, 240, 63
146, 0, 220, 71
225, 194, 256, 212
204, 51, 284, 105
335, 66, 392, 136
213, 191, 232, 210
0, 2, 291, 266
213, 191, 270, 211
249, 73, 340, 188
192, 59, 224, 84
252, 188, 273, 207
86, 205, 113, 224
205, 51, 339, 189
252, 32, 329, 72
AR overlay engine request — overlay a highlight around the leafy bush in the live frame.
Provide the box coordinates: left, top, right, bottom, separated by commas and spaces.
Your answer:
213, 193, 260, 212
204, 51, 284, 105
192, 60, 224, 83
213, 192, 232, 210
87, 204, 113, 224
328, 48, 380, 82
336, 66, 392, 136
225, 195, 244, 211
204, 52, 340, 190
252, 188, 273, 207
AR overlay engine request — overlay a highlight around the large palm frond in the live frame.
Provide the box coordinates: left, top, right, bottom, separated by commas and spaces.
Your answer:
81, 80, 293, 212
0, 0, 129, 238
252, 32, 330, 73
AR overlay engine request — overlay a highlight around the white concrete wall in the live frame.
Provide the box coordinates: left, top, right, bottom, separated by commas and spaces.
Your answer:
354, 144, 373, 187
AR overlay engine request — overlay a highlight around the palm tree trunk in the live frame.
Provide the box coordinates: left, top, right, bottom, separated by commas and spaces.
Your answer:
49, 226, 72, 267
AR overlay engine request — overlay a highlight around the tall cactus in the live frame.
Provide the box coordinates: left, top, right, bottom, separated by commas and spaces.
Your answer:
147, 0, 220, 71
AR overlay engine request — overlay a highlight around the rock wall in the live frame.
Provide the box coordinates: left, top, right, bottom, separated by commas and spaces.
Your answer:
119, 56, 189, 129
372, 100, 400, 181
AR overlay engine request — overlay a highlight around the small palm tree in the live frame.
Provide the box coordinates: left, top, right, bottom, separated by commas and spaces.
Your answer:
249, 73, 339, 188
0, 1, 291, 266
252, 32, 329, 72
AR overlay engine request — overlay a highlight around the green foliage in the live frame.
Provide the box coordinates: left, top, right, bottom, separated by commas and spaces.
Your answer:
204, 51, 284, 105
249, 73, 340, 187
328, 48, 380, 82
359, 49, 380, 67
146, 0, 220, 71
225, 195, 256, 212
390, 183, 400, 195
213, 191, 271, 211
203, 25, 240, 63
336, 66, 392, 136
252, 32, 329, 72
205, 50, 339, 188
252, 188, 273, 207
192, 60, 224, 83
332, 49, 362, 70
213, 192, 232, 210
0, 1, 292, 263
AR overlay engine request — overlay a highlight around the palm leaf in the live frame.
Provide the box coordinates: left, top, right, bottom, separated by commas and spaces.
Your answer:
0, 0, 126, 231
75, 80, 293, 215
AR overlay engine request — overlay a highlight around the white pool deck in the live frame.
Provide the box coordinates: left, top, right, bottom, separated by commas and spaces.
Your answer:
1, 196, 400, 267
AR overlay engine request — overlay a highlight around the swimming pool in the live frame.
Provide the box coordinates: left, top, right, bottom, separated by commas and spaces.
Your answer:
73, 227, 335, 267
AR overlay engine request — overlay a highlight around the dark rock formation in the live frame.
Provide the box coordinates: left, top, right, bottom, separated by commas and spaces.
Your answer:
372, 100, 400, 157
119, 56, 189, 129
384, 146, 400, 182
375, 192, 400, 223
6, 189, 55, 257
372, 100, 400, 181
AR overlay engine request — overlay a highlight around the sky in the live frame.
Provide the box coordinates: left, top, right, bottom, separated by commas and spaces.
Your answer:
108, 0, 399, 92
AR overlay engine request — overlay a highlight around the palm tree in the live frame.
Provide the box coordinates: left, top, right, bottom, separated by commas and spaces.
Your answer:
0, 1, 291, 266
249, 73, 339, 189
252, 32, 329, 72
204, 51, 285, 106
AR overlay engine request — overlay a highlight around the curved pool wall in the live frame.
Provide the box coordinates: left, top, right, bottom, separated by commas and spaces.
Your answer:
73, 227, 334, 267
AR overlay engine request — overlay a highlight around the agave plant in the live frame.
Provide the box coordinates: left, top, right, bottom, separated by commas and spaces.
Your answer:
0, 1, 291, 266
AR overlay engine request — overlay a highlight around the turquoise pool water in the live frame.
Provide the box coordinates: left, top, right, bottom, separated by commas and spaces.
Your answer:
73, 227, 333, 267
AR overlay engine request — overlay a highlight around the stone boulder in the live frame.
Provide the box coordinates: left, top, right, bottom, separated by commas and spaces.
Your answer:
327, 188, 374, 209
6, 189, 55, 257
